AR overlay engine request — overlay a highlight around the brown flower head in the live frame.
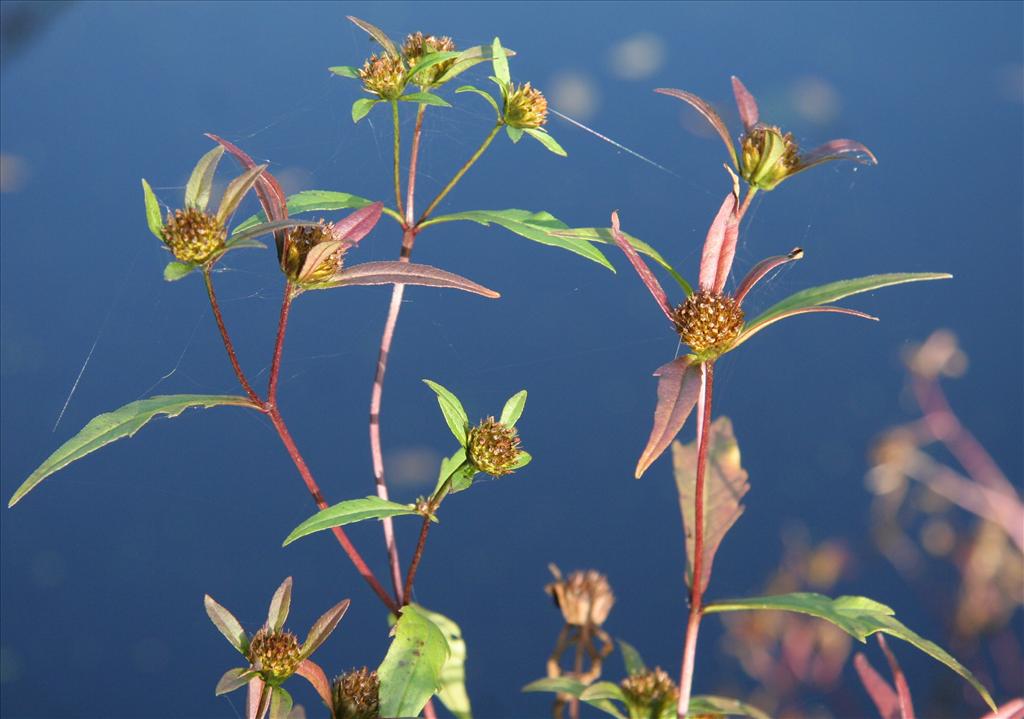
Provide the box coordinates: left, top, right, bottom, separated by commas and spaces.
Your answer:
467, 416, 522, 477
333, 667, 380, 719
504, 82, 548, 129
248, 627, 301, 681
283, 220, 346, 284
403, 32, 456, 87
546, 565, 615, 627
671, 291, 745, 356
620, 668, 679, 718
162, 207, 227, 264
359, 52, 406, 100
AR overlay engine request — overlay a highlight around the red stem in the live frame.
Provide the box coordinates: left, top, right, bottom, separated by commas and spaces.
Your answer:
403, 514, 432, 603
267, 283, 293, 405
204, 270, 261, 405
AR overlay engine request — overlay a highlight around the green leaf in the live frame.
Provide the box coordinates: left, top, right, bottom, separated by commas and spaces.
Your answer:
283, 497, 419, 546
523, 678, 625, 718
579, 682, 626, 702
347, 15, 399, 57
440, 44, 515, 84
405, 51, 461, 83
420, 209, 613, 270
491, 37, 510, 87
9, 395, 257, 507
736, 272, 952, 348
618, 639, 647, 676
233, 190, 383, 236
418, 607, 473, 719
328, 65, 360, 78
554, 227, 691, 293
499, 390, 527, 427
204, 594, 249, 656
215, 667, 256, 696
525, 128, 567, 157
266, 577, 292, 633
269, 686, 292, 719
455, 85, 500, 116
352, 97, 381, 123
505, 125, 524, 143
510, 451, 532, 470
141, 179, 164, 240
399, 91, 452, 107
689, 695, 772, 719
704, 593, 996, 711
434, 449, 475, 496
185, 145, 224, 211
378, 604, 451, 718
163, 261, 196, 282
423, 380, 470, 446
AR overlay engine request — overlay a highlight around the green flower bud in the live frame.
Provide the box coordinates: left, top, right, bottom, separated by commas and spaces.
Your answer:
248, 628, 301, 682
467, 417, 522, 477
359, 53, 407, 100
740, 125, 800, 190
161, 207, 226, 264
403, 32, 456, 87
672, 291, 745, 356
332, 667, 380, 719
620, 668, 678, 719
504, 82, 548, 129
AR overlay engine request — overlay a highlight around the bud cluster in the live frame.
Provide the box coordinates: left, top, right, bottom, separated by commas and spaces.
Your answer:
403, 32, 456, 87
620, 668, 679, 717
333, 667, 380, 719
467, 417, 522, 477
359, 53, 407, 100
504, 82, 548, 129
248, 628, 301, 681
162, 207, 227, 264
672, 291, 745, 355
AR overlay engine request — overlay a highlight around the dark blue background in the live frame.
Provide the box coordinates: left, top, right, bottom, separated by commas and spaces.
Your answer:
2, 2, 1021, 717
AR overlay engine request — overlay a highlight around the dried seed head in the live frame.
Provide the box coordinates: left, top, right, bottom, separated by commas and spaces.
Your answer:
620, 668, 678, 717
467, 417, 522, 477
546, 567, 615, 627
504, 82, 548, 129
359, 53, 407, 100
248, 628, 301, 681
162, 207, 227, 264
740, 125, 800, 190
283, 220, 345, 284
332, 667, 380, 719
403, 32, 456, 87
672, 291, 745, 355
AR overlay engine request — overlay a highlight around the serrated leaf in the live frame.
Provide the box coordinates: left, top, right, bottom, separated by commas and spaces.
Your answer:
736, 273, 952, 348
491, 37, 510, 87
399, 92, 452, 107
269, 687, 292, 719
185, 145, 225, 211
553, 227, 690, 293
455, 85, 500, 116
499, 390, 527, 427
524, 128, 567, 157
205, 595, 249, 656
215, 667, 255, 696
378, 604, 451, 718
163, 261, 196, 282
352, 97, 380, 123
418, 607, 472, 719
618, 639, 647, 676
283, 497, 419, 545
704, 593, 996, 711
423, 380, 469, 445
216, 163, 267, 224
420, 209, 613, 270
673, 416, 749, 594
301, 599, 350, 658
347, 15, 398, 57
689, 695, 772, 719
141, 179, 164, 240
267, 577, 292, 633
328, 65, 360, 78
506, 125, 524, 143
9, 395, 257, 507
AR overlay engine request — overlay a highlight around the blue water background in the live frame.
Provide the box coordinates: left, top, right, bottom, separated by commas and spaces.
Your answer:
2, 2, 1021, 717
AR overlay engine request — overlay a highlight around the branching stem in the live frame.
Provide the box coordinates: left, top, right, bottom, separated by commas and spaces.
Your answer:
417, 121, 502, 226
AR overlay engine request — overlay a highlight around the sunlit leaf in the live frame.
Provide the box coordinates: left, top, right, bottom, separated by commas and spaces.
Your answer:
499, 390, 527, 427
227, 219, 314, 249
283, 497, 419, 545
295, 659, 332, 710
418, 607, 473, 719
731, 76, 760, 132
405, 51, 460, 83
523, 128, 566, 156
163, 261, 196, 282
610, 211, 673, 320
269, 687, 292, 719
440, 44, 515, 83
655, 88, 738, 168
352, 98, 380, 123
141, 179, 164, 240
378, 604, 451, 718
734, 248, 803, 305
267, 577, 292, 633
301, 599, 350, 658
331, 202, 383, 246
636, 356, 702, 479
491, 37, 510, 87
216, 164, 267, 224
329, 65, 360, 78
510, 451, 532, 470
233, 190, 383, 235
704, 593, 996, 711
434, 449, 474, 496
423, 380, 470, 445
505, 125, 524, 143
298, 239, 345, 284
204, 594, 249, 656
524, 678, 625, 718
215, 667, 255, 696
698, 192, 739, 294
455, 85, 500, 116
796, 138, 878, 173
673, 416, 749, 594
579, 682, 626, 702
9, 394, 257, 507
325, 261, 500, 298
347, 15, 398, 57
553, 226, 690, 294
618, 639, 647, 676
399, 91, 452, 107
185, 145, 225, 211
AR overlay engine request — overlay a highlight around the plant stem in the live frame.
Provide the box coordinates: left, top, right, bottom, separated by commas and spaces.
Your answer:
416, 121, 502, 226
391, 100, 404, 221
203, 270, 261, 405
677, 361, 715, 718
736, 187, 758, 223
405, 104, 427, 226
401, 461, 467, 602
267, 282, 294, 405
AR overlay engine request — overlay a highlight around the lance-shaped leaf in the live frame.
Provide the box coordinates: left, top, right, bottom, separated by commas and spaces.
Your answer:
347, 15, 398, 57
672, 416, 749, 594
331, 202, 383, 247
378, 604, 451, 718
491, 37, 510, 87
553, 226, 690, 294
295, 659, 332, 710
456, 84, 500, 115
268, 687, 292, 719
329, 65, 360, 78
524, 678, 626, 719
164, 261, 196, 282
216, 164, 267, 224
697, 192, 740, 294
499, 390, 527, 428
703, 593, 996, 711
185, 145, 225, 211
635, 356, 702, 479
525, 128, 567, 156
734, 272, 952, 348
205, 594, 250, 656
877, 635, 916, 719
226, 218, 317, 250
301, 599, 350, 658
796, 138, 878, 174
418, 607, 473, 719
610, 212, 673, 321
734, 248, 803, 305
9, 394, 257, 507
352, 97, 381, 123
424, 379, 470, 445
434, 449, 474, 496
855, 635, 915, 719
215, 667, 257, 696
234, 190, 394, 235
618, 639, 647, 677
326, 261, 501, 298
655, 88, 738, 168
283, 497, 420, 546
298, 240, 345, 284
266, 577, 292, 633
141, 179, 164, 239
731, 76, 760, 132
248, 677, 267, 719
399, 91, 452, 107
439, 44, 516, 84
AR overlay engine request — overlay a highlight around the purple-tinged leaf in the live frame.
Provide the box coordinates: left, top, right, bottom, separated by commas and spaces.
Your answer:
655, 88, 738, 169
301, 599, 350, 658
855, 653, 902, 719
185, 145, 225, 212
878, 635, 916, 719
330, 261, 500, 298
731, 76, 760, 132
697, 192, 739, 293
206, 134, 287, 221
673, 416, 750, 594
248, 677, 269, 719
331, 202, 383, 247
266, 577, 292, 633
796, 139, 878, 174
347, 15, 398, 57
295, 659, 333, 709
269, 687, 293, 719
610, 212, 673, 322
216, 164, 268, 225
734, 248, 804, 306
980, 699, 1024, 719
636, 356, 702, 479
735, 306, 877, 348
216, 667, 256, 696
205, 594, 249, 656
298, 240, 345, 283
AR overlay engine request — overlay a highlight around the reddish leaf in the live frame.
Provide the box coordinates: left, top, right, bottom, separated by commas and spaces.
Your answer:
301, 599, 351, 658
610, 211, 673, 321
331, 202, 384, 247
205, 594, 249, 656
655, 88, 738, 168
216, 164, 268, 225
734, 305, 877, 349
731, 76, 760, 132
697, 193, 739, 293
797, 138, 878, 173
636, 356, 702, 478
298, 240, 345, 283
672, 416, 749, 594
878, 635, 916, 719
206, 134, 287, 221
295, 659, 332, 709
332, 261, 500, 298
248, 676, 269, 719
216, 667, 256, 696
734, 248, 804, 306
266, 577, 292, 633
855, 653, 902, 719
